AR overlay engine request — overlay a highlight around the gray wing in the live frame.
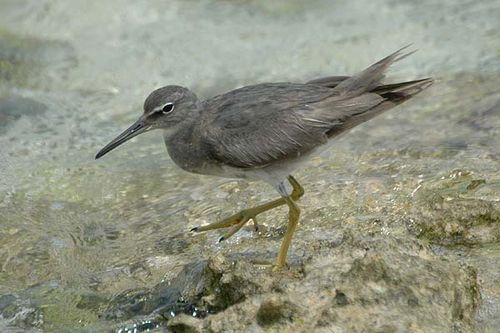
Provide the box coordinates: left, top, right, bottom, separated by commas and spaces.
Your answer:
201, 83, 384, 168
201, 47, 432, 169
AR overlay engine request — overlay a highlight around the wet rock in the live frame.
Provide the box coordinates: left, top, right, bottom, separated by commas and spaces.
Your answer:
0, 294, 18, 318
76, 293, 109, 312
111, 230, 480, 332
255, 296, 297, 327
209, 237, 477, 332
0, 293, 43, 330
166, 314, 202, 333
113, 318, 167, 333
409, 169, 500, 245
104, 260, 213, 320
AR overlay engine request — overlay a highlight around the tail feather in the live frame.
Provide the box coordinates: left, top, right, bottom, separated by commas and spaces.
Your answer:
372, 78, 433, 95
307, 46, 432, 138
326, 77, 433, 137
378, 78, 433, 104
331, 45, 414, 96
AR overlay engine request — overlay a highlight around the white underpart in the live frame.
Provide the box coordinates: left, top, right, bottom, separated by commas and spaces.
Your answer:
219, 137, 342, 196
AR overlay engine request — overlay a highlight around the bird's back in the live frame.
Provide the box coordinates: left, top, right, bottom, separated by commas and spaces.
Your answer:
194, 47, 432, 170
201, 82, 336, 132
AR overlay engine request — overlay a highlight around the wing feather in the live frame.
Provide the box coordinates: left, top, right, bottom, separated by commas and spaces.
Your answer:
201, 84, 384, 168
200, 47, 431, 169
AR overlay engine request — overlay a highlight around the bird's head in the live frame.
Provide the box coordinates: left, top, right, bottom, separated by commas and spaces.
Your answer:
95, 85, 199, 159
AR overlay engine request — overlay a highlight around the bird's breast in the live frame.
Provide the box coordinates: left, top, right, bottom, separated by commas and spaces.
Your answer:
163, 131, 222, 177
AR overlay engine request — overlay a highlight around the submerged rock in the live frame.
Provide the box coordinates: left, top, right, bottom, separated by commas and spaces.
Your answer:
0, 28, 75, 89
409, 169, 500, 246
0, 95, 47, 129
0, 293, 43, 330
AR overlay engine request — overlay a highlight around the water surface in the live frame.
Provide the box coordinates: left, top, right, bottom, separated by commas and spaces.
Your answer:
0, 0, 499, 332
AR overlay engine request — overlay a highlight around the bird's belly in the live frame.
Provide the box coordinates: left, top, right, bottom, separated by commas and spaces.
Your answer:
166, 137, 334, 187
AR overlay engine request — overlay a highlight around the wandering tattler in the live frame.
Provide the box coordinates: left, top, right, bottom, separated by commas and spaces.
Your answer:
96, 47, 432, 269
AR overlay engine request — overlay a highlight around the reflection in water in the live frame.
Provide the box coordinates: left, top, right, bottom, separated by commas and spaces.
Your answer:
0, 0, 499, 331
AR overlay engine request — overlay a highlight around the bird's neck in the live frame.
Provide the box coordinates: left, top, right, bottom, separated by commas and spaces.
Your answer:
162, 124, 184, 144
163, 120, 213, 174
162, 104, 201, 144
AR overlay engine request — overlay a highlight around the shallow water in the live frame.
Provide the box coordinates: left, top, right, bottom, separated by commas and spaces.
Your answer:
0, 0, 499, 332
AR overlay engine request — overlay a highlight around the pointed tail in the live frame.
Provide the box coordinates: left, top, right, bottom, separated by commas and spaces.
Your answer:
331, 45, 416, 96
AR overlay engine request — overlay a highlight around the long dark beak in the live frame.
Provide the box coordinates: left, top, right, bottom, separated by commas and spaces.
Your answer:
95, 116, 149, 159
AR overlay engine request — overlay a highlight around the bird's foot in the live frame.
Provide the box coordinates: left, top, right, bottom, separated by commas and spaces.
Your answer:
191, 196, 288, 238
191, 207, 261, 241
273, 257, 290, 271
249, 259, 289, 271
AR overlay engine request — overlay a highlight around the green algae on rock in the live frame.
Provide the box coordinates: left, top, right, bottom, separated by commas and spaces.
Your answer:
409, 169, 500, 246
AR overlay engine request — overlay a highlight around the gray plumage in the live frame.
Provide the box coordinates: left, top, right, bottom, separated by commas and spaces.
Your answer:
95, 47, 433, 268
96, 46, 432, 192
170, 48, 431, 178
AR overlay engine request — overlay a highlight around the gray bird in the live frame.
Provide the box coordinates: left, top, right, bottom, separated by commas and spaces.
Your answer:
96, 47, 432, 269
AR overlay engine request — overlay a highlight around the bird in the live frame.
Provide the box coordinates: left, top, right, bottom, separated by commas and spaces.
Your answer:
95, 46, 432, 269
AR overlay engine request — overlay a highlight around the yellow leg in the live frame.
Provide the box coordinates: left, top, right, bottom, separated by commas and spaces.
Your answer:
219, 218, 249, 242
251, 216, 260, 231
192, 176, 304, 234
191, 175, 305, 268
287, 175, 304, 201
191, 197, 287, 233
274, 196, 301, 269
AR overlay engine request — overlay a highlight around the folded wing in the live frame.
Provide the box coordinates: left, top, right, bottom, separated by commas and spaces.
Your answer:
201, 48, 432, 169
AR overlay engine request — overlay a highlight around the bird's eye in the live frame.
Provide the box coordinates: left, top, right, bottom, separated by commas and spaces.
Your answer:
161, 103, 174, 114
